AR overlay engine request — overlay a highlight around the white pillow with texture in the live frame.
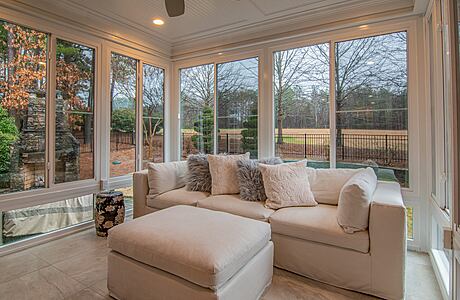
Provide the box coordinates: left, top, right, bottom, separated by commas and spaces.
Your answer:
259, 161, 317, 210
306, 167, 361, 205
208, 153, 251, 195
148, 161, 188, 197
337, 167, 377, 233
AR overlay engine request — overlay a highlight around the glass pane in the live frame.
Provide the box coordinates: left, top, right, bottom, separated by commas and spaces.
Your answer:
110, 53, 137, 177
180, 64, 214, 159
142, 64, 164, 167
335, 32, 408, 187
273, 43, 330, 166
114, 186, 133, 220
407, 206, 414, 240
428, 16, 437, 197
1, 194, 93, 246
217, 57, 259, 158
0, 21, 47, 194
55, 39, 95, 183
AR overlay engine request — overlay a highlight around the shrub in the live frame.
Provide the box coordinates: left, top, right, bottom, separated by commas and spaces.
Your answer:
0, 106, 19, 173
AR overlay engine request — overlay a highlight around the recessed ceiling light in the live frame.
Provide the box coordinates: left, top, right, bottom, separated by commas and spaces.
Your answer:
218, 52, 223, 55
153, 19, 164, 26
359, 25, 369, 30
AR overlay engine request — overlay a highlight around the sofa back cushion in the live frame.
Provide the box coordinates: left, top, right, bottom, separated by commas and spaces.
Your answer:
337, 167, 377, 233
208, 153, 250, 195
260, 161, 317, 210
237, 157, 283, 202
148, 161, 188, 197
306, 167, 361, 205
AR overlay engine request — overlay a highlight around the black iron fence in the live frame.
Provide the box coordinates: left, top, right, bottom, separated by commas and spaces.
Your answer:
182, 132, 408, 168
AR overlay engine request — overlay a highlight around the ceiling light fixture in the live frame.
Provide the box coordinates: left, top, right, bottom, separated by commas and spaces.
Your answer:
359, 25, 369, 30
153, 19, 164, 26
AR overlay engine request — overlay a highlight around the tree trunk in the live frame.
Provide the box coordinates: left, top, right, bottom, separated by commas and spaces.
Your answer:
276, 88, 283, 145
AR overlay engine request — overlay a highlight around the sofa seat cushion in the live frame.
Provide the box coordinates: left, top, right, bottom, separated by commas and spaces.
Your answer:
108, 205, 271, 289
146, 187, 209, 210
197, 194, 274, 222
269, 205, 369, 253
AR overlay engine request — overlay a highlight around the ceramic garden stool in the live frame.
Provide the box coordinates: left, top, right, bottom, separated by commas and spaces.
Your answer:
95, 191, 125, 237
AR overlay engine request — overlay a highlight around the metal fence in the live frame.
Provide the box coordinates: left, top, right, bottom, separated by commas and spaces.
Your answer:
182, 132, 408, 168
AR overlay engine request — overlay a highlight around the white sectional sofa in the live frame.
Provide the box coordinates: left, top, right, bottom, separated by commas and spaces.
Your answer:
132, 161, 406, 300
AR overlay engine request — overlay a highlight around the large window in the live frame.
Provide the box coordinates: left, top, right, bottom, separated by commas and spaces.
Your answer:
217, 57, 259, 158
273, 43, 330, 164
0, 21, 48, 194
142, 64, 164, 167
55, 39, 95, 184
110, 53, 137, 177
180, 64, 214, 158
335, 32, 408, 187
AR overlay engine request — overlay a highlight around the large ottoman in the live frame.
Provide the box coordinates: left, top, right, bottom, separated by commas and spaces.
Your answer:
107, 205, 273, 300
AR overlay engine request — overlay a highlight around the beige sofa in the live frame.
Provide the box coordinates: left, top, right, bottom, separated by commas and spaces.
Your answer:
133, 163, 406, 300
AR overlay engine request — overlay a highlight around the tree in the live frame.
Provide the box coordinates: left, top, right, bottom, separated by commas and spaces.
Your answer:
0, 106, 18, 173
192, 106, 214, 153
241, 108, 258, 158
273, 44, 329, 144
142, 65, 164, 162
111, 109, 135, 132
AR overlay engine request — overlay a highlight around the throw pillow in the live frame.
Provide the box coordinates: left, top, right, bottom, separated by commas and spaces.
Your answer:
259, 160, 317, 209
186, 154, 212, 193
208, 153, 251, 195
237, 157, 283, 201
337, 167, 378, 233
306, 167, 361, 205
148, 161, 188, 197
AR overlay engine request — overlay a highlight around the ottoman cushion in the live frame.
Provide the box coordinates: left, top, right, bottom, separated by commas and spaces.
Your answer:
108, 205, 271, 290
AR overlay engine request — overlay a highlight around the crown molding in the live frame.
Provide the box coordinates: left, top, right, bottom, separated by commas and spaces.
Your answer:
171, 0, 415, 58
0, 0, 171, 59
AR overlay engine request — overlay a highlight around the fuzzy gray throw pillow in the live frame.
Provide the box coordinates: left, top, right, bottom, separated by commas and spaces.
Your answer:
237, 157, 283, 201
186, 154, 212, 192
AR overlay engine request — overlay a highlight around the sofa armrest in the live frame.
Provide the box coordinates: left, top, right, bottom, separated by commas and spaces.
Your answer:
369, 181, 406, 300
133, 170, 151, 218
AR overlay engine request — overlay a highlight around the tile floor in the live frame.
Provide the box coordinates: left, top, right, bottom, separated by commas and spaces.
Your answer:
0, 229, 444, 300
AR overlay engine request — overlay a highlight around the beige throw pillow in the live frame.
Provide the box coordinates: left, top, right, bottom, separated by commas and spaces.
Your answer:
148, 161, 188, 197
306, 167, 361, 205
259, 161, 317, 210
208, 153, 250, 195
337, 167, 377, 233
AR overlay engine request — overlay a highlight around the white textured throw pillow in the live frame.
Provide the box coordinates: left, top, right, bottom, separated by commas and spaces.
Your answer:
259, 161, 317, 210
337, 167, 377, 233
148, 161, 188, 197
208, 153, 251, 195
306, 167, 361, 205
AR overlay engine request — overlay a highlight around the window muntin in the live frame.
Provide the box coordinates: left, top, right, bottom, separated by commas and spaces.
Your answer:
142, 64, 165, 167
335, 32, 409, 187
110, 53, 137, 177
0, 21, 48, 194
216, 57, 259, 158
273, 43, 330, 164
55, 39, 95, 184
180, 64, 214, 158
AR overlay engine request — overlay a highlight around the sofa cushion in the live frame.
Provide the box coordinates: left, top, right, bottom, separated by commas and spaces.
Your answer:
146, 187, 209, 210
187, 154, 212, 192
260, 161, 317, 210
269, 205, 369, 253
108, 205, 271, 290
208, 153, 250, 195
197, 194, 274, 222
306, 167, 361, 205
337, 167, 377, 233
148, 161, 188, 197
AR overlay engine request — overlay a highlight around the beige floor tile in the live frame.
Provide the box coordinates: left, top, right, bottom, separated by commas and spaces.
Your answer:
89, 278, 109, 297
0, 251, 49, 284
406, 259, 443, 300
53, 247, 109, 287
0, 266, 84, 300
65, 288, 110, 300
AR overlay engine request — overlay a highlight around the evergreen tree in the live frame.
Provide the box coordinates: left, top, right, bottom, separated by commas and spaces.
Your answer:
192, 105, 214, 153
241, 108, 258, 158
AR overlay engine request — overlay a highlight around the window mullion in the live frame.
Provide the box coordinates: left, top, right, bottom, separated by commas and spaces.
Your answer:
47, 35, 57, 188
137, 60, 143, 171
213, 62, 218, 155
329, 40, 337, 168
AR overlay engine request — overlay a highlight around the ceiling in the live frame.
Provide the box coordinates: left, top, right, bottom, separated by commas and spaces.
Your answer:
9, 0, 425, 57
